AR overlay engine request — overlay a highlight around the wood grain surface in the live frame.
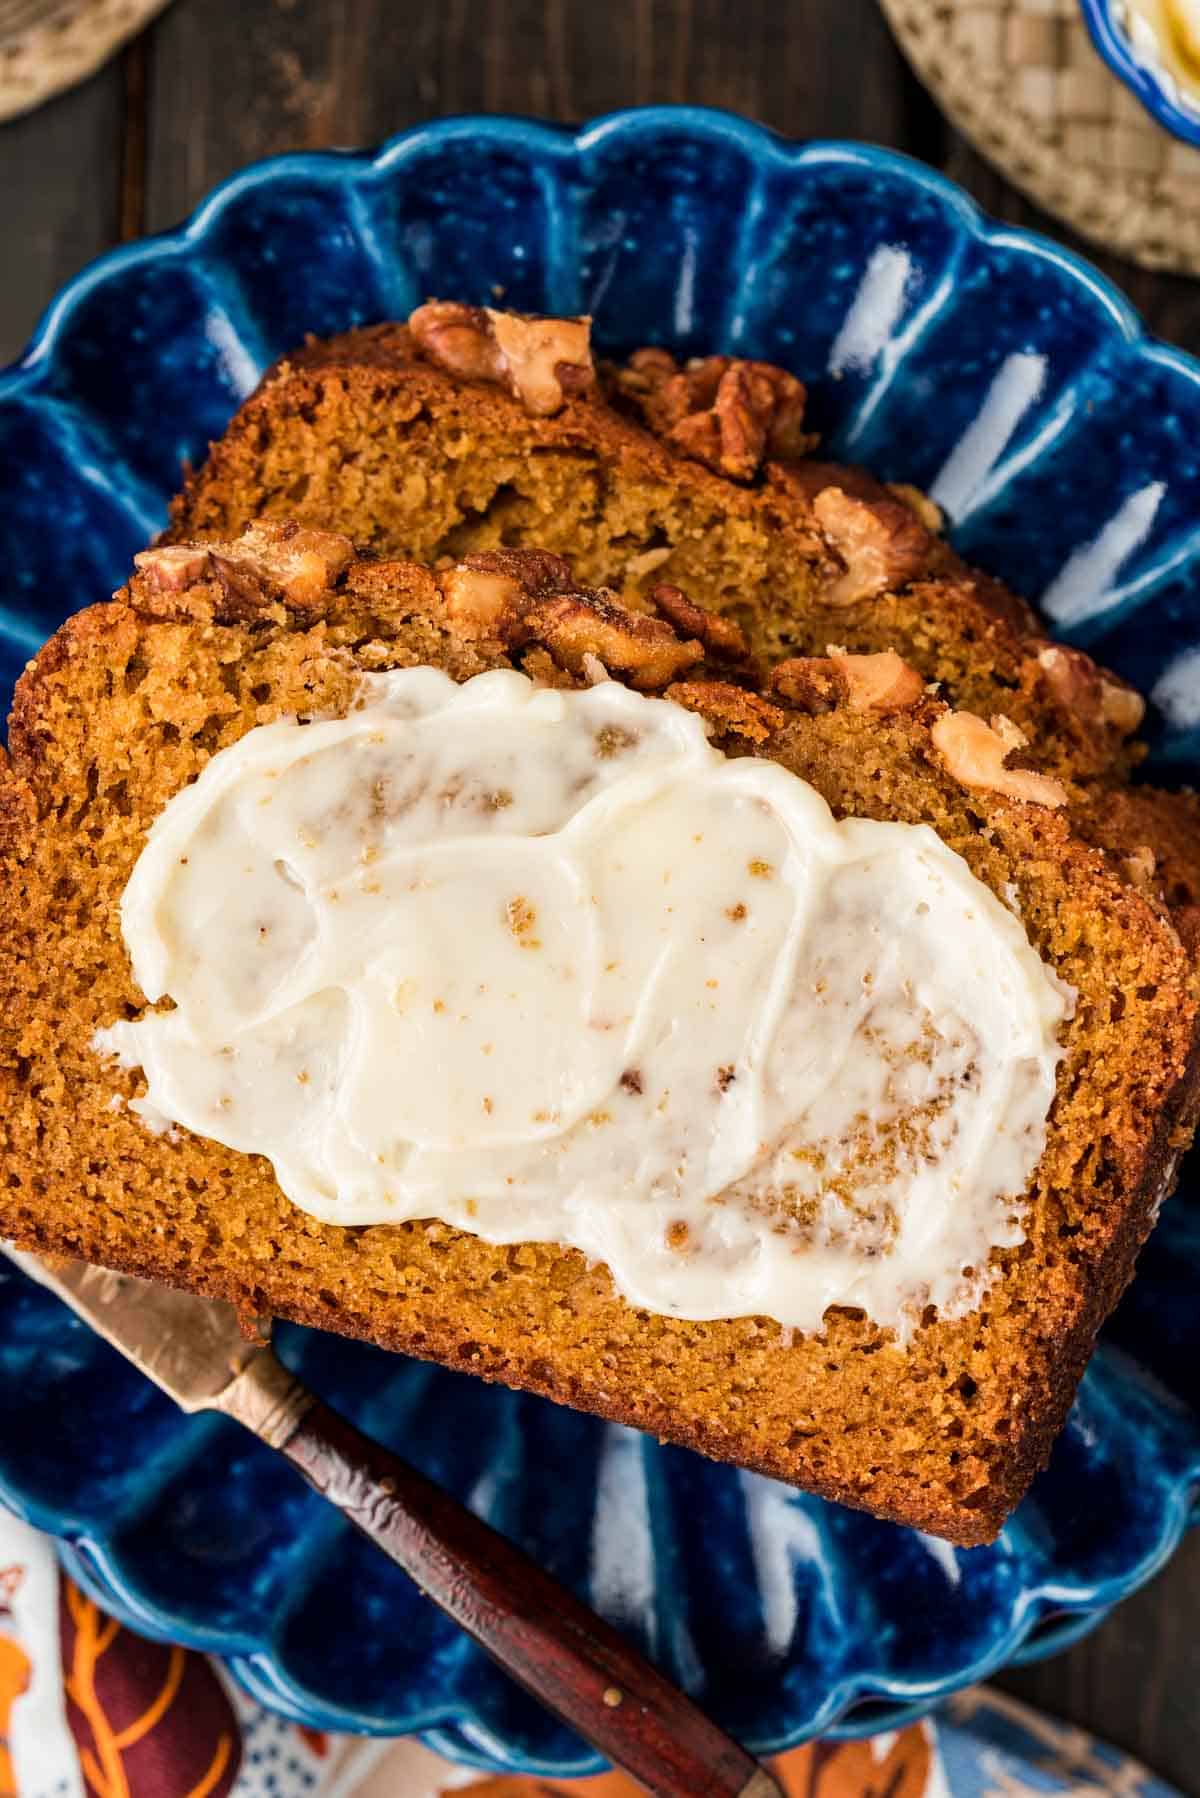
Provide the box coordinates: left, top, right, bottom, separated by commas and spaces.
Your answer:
3, 1, 1200, 1789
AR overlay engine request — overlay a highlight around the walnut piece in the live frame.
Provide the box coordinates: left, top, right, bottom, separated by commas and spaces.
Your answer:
829, 649, 926, 713
1035, 645, 1145, 739
134, 523, 354, 614
769, 649, 924, 715
931, 711, 1068, 809
440, 566, 525, 635
408, 300, 507, 384
436, 550, 703, 690
532, 595, 700, 690
886, 482, 945, 535
1122, 845, 1158, 891
133, 545, 213, 593
618, 349, 812, 481
1100, 676, 1146, 734
231, 521, 356, 607
409, 301, 594, 417
649, 583, 749, 661
813, 487, 932, 606
666, 681, 785, 743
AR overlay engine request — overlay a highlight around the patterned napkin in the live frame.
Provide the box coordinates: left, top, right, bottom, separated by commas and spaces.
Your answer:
0, 1510, 1176, 1798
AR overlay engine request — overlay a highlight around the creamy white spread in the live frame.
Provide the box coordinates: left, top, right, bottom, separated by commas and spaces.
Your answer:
95, 667, 1072, 1339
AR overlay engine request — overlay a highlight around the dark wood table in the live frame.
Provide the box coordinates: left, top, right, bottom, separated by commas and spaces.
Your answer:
4, 0, 1200, 1787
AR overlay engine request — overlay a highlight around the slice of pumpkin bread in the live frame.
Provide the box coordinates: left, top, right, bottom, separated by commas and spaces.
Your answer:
167, 304, 1145, 783
1, 524, 1197, 1545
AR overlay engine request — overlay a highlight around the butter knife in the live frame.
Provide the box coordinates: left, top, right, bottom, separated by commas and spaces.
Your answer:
7, 1251, 781, 1798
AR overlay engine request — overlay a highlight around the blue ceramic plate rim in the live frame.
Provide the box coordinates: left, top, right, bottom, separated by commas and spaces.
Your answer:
4, 108, 1200, 1771
1077, 0, 1200, 146
9, 106, 1200, 406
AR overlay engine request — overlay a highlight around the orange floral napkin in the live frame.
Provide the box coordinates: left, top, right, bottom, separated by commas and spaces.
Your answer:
0, 1512, 1176, 1798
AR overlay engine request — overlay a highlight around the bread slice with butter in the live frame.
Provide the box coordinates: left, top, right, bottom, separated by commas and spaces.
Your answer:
1, 527, 1196, 1543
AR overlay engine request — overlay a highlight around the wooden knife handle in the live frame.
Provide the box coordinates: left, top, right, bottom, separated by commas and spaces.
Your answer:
277, 1398, 782, 1798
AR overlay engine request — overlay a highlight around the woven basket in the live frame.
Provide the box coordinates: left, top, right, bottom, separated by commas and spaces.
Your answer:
0, 0, 171, 124
880, 0, 1200, 273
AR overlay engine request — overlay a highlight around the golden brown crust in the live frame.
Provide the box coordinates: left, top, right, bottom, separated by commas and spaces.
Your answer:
3, 527, 1199, 1545
166, 315, 1142, 784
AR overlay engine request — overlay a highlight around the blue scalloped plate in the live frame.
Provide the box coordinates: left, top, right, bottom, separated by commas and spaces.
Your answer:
5, 109, 1200, 1778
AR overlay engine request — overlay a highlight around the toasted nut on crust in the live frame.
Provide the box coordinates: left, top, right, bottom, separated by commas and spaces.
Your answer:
437, 550, 702, 689
1123, 845, 1158, 890
931, 711, 1068, 809
409, 301, 594, 417
812, 487, 931, 606
452, 547, 576, 597
133, 545, 213, 592
408, 300, 506, 383
533, 595, 701, 690
886, 482, 945, 534
829, 649, 925, 713
235, 522, 356, 607
485, 309, 594, 415
667, 681, 785, 743
440, 567, 525, 635
618, 350, 812, 480
649, 583, 749, 660
1100, 677, 1146, 734
136, 523, 354, 614
769, 650, 923, 714
1035, 644, 1145, 739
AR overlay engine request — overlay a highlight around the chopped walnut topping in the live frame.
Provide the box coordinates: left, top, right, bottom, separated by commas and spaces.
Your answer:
440, 566, 525, 636
649, 583, 749, 660
1122, 845, 1158, 891
666, 680, 785, 743
829, 649, 926, 714
769, 649, 923, 715
409, 301, 594, 417
409, 300, 506, 383
931, 711, 1068, 809
813, 487, 932, 606
133, 545, 212, 592
617, 349, 813, 481
237, 522, 356, 607
486, 309, 594, 415
1035, 645, 1145, 740
534, 595, 700, 690
438, 550, 701, 689
886, 482, 945, 534
137, 523, 354, 617
1100, 677, 1146, 734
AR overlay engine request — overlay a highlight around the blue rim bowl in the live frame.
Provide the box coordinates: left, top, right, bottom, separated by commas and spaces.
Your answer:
1079, 0, 1200, 145
5, 108, 1200, 1776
